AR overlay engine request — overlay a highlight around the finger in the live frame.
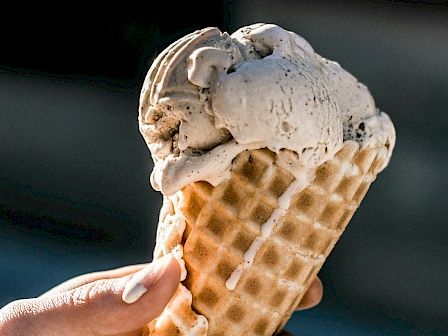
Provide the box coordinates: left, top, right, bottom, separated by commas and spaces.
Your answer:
296, 277, 323, 311
41, 263, 149, 297
26, 254, 180, 336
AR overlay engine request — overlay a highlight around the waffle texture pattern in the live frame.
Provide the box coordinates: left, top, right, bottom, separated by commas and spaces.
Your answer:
148, 140, 389, 335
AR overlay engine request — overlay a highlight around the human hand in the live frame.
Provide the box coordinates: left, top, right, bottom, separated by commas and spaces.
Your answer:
0, 255, 180, 336
0, 255, 322, 336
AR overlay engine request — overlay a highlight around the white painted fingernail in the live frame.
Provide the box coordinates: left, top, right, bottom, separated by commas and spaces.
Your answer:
122, 254, 173, 304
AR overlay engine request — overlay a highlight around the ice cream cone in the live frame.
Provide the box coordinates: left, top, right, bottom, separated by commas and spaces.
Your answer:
148, 140, 390, 335
137, 23, 395, 335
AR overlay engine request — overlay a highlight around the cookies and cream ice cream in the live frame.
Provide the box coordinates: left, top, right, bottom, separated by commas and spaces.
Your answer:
139, 23, 395, 196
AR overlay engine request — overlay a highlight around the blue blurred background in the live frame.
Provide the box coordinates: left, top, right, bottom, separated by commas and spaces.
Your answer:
0, 1, 447, 335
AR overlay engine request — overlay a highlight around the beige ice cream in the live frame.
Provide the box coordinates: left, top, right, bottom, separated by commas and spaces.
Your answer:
139, 23, 394, 196
138, 23, 395, 335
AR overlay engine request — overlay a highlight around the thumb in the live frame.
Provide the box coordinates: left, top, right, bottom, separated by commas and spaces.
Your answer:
17, 254, 180, 336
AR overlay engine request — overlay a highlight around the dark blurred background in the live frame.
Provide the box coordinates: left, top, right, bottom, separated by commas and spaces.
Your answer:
1, 1, 447, 335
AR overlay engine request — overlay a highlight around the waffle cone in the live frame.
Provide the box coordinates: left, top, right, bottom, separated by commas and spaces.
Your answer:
148, 140, 389, 335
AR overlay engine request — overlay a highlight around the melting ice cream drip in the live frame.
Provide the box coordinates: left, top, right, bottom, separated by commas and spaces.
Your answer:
153, 194, 208, 335
226, 160, 313, 290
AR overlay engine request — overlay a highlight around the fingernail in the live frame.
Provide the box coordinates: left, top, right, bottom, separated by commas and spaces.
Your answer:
122, 254, 174, 304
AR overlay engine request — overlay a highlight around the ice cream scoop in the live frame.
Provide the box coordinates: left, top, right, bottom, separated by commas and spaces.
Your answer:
139, 23, 395, 196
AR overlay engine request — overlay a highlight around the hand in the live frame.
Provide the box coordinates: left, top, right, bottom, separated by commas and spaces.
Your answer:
0, 255, 323, 336
0, 255, 180, 336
